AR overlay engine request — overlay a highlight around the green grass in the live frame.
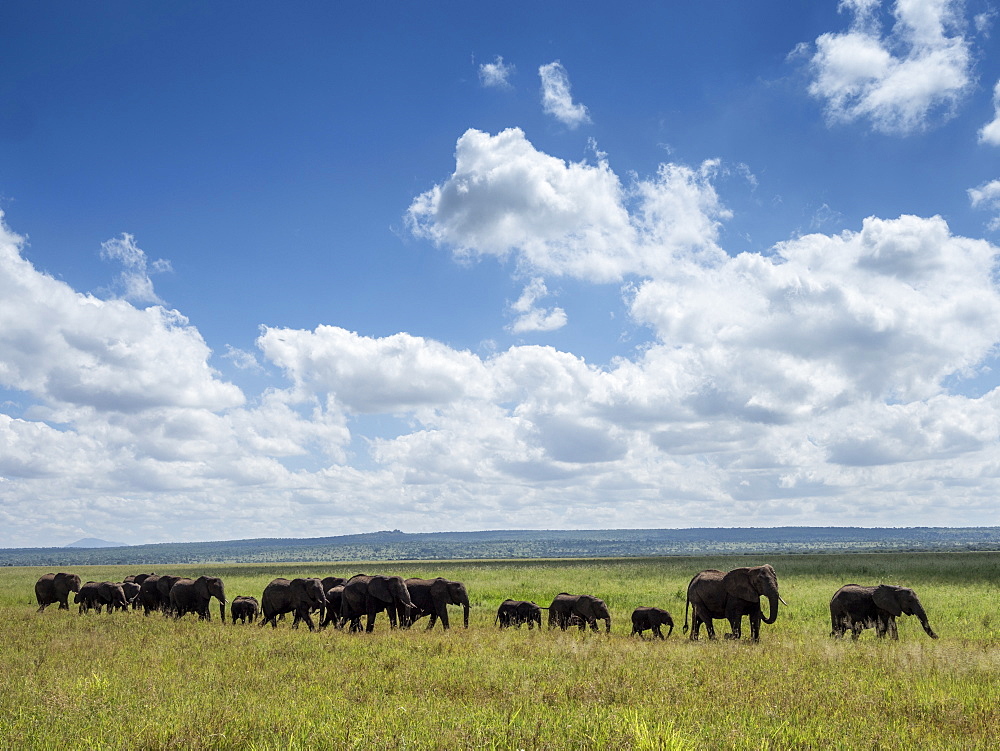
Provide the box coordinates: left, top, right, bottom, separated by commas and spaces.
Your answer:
2, 553, 998, 749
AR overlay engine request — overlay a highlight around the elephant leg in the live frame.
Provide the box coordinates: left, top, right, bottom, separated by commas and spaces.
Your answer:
427, 613, 437, 630
653, 625, 663, 640
438, 607, 450, 630
749, 612, 762, 642
887, 617, 898, 640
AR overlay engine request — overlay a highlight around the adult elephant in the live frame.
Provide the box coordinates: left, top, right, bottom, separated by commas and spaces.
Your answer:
170, 576, 227, 622
35, 572, 82, 612
631, 607, 674, 639
405, 577, 470, 630
830, 584, 938, 640
495, 599, 542, 629
138, 575, 164, 616
97, 581, 129, 613
260, 578, 326, 631
684, 565, 785, 642
230, 596, 260, 624
341, 574, 414, 633
156, 575, 184, 616
548, 593, 611, 633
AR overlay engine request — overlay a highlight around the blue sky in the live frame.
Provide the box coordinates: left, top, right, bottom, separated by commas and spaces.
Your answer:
3, 1, 1000, 546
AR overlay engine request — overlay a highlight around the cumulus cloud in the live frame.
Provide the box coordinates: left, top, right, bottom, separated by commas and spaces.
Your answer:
0, 216, 243, 414
980, 80, 1000, 146
479, 55, 514, 88
807, 0, 973, 134
507, 278, 567, 333
539, 61, 591, 128
407, 128, 728, 282
969, 179, 1000, 230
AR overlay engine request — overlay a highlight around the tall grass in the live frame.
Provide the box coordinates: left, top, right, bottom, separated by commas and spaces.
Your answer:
2, 552, 998, 749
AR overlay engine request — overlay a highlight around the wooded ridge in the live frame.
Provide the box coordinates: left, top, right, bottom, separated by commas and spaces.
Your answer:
2, 526, 999, 566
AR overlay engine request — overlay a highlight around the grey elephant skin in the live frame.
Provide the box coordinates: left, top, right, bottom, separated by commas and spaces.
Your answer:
631, 606, 674, 639
320, 585, 346, 628
261, 577, 326, 631
155, 575, 184, 616
548, 593, 611, 633
97, 581, 129, 613
405, 577, 470, 630
684, 565, 785, 642
830, 584, 938, 640
170, 575, 227, 622
75, 581, 102, 613
35, 572, 82, 612
340, 574, 414, 633
230, 595, 260, 624
495, 599, 542, 629
138, 575, 165, 616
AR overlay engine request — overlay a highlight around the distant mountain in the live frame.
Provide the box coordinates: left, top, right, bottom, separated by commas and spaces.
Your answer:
64, 538, 127, 549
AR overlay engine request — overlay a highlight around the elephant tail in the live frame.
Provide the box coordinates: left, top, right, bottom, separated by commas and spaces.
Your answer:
682, 599, 689, 634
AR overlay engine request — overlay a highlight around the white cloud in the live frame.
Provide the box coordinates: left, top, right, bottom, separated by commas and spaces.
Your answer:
807, 0, 973, 134
407, 128, 728, 282
979, 80, 1000, 146
257, 325, 491, 414
479, 55, 514, 88
969, 179, 1000, 230
539, 61, 591, 128
507, 278, 567, 333
100, 232, 172, 305
0, 215, 243, 414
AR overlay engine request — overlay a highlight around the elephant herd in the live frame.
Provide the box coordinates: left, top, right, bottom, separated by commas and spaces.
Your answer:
33, 564, 940, 642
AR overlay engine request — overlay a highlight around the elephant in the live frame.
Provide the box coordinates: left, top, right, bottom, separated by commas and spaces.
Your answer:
230, 595, 260, 624
320, 586, 346, 629
547, 593, 611, 633
75, 581, 102, 613
321, 576, 346, 591
97, 581, 129, 613
169, 576, 227, 622
830, 584, 938, 640
495, 599, 542, 629
631, 606, 675, 639
404, 577, 470, 630
138, 575, 164, 616
683, 565, 785, 642
261, 577, 326, 631
340, 574, 414, 633
35, 572, 82, 612
121, 581, 141, 609
156, 575, 184, 616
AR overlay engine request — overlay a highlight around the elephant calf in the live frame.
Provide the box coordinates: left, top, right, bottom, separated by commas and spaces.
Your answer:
231, 596, 260, 624
495, 599, 542, 629
547, 593, 611, 633
830, 584, 938, 640
631, 606, 674, 639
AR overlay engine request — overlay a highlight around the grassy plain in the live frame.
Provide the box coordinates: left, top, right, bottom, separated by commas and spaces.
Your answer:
1, 553, 998, 749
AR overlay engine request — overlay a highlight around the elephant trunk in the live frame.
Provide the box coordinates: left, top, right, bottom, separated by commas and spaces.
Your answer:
460, 595, 470, 628
219, 599, 226, 624
914, 605, 937, 639
761, 593, 780, 625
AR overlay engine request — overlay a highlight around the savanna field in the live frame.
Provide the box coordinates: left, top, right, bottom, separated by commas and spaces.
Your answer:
3, 553, 999, 750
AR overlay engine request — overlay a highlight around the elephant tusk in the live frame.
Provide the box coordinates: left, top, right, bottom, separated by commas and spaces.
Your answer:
778, 596, 788, 606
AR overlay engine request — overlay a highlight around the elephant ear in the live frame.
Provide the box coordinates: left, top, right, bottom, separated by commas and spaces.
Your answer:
873, 585, 902, 616
368, 576, 393, 603
723, 568, 758, 602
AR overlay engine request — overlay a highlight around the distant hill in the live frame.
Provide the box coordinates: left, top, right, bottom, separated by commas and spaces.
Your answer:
65, 538, 127, 549
1, 526, 999, 566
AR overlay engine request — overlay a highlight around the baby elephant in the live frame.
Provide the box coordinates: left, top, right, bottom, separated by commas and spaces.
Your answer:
495, 599, 542, 629
631, 606, 675, 639
230, 595, 260, 624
